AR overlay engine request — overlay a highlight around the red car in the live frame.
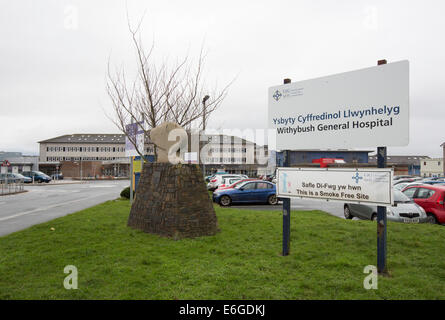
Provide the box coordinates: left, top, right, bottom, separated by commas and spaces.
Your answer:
215, 178, 259, 192
402, 185, 445, 224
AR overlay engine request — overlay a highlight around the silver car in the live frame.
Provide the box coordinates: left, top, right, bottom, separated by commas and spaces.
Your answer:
207, 174, 247, 191
344, 190, 428, 223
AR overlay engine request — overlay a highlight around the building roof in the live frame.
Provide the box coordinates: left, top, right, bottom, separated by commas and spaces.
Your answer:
0, 151, 23, 161
38, 134, 152, 144
39, 133, 260, 147
368, 155, 430, 165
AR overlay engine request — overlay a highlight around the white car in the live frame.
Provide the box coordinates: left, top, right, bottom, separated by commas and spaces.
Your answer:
207, 174, 247, 191
214, 177, 243, 191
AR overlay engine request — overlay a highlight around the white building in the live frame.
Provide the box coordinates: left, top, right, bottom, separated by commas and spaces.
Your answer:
38, 133, 271, 178
199, 133, 269, 176
420, 158, 444, 177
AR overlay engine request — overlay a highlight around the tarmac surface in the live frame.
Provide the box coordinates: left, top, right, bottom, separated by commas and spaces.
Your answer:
0, 180, 129, 236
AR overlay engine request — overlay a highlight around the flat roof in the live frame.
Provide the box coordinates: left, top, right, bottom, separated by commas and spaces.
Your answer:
38, 133, 152, 144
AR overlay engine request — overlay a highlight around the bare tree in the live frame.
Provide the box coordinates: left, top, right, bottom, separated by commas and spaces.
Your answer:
106, 18, 232, 159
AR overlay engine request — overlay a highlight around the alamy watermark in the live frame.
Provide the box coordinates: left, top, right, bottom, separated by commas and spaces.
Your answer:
64, 5, 79, 30
162, 128, 277, 166
363, 265, 378, 290
63, 265, 78, 289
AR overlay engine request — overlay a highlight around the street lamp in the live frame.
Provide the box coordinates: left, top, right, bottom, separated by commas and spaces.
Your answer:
202, 95, 210, 130
202, 95, 210, 176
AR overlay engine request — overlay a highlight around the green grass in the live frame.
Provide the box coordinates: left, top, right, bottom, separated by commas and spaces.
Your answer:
1, 199, 445, 299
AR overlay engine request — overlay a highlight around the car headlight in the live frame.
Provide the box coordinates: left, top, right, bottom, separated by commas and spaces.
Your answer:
387, 208, 394, 216
416, 204, 426, 214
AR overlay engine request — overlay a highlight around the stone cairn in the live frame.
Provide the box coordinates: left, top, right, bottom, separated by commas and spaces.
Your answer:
127, 122, 219, 239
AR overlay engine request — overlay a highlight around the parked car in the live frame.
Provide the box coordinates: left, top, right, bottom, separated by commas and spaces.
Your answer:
207, 174, 248, 191
215, 178, 259, 192
21, 171, 51, 183
402, 185, 445, 224
0, 173, 32, 183
394, 175, 416, 181
394, 181, 426, 191
393, 178, 418, 185
51, 173, 64, 180
213, 180, 277, 206
214, 177, 243, 190
421, 179, 445, 185
205, 171, 228, 183
344, 190, 428, 223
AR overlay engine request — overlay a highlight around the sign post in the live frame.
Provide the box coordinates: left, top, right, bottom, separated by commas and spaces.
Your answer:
125, 121, 145, 205
282, 78, 291, 256
130, 157, 134, 205
269, 60, 408, 272
376, 58, 388, 274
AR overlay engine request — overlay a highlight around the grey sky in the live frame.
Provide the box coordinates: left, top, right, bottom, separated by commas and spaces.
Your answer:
0, 0, 444, 157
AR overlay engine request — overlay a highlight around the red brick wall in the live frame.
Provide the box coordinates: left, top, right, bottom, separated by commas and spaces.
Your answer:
60, 161, 104, 178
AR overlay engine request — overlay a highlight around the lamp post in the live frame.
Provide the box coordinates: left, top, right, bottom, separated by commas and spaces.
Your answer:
202, 95, 210, 176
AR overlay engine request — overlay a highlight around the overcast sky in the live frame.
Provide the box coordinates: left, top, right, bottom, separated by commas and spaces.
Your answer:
1, 0, 444, 157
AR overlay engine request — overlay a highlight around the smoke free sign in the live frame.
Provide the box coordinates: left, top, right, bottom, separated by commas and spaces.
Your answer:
268, 60, 409, 149
277, 168, 394, 206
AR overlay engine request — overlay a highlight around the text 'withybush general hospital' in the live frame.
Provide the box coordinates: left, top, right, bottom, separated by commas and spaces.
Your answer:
273, 105, 401, 135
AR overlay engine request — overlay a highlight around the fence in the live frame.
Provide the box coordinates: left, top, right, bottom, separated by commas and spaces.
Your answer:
0, 179, 24, 195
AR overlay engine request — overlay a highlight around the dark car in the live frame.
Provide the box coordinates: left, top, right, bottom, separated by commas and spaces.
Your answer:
421, 179, 445, 185
402, 185, 445, 224
21, 171, 52, 183
212, 180, 277, 206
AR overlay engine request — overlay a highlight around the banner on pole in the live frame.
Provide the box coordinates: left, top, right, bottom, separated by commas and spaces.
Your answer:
125, 122, 144, 157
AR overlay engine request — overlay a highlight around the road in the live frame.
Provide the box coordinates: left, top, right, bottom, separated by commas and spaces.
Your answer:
0, 180, 129, 236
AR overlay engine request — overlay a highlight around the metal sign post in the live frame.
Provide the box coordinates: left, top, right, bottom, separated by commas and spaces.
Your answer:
130, 156, 134, 205
282, 78, 291, 256
376, 57, 389, 274
376, 146, 387, 274
270, 60, 407, 273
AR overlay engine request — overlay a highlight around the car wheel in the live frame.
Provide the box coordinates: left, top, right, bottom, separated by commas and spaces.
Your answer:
371, 213, 377, 221
427, 213, 437, 224
268, 194, 278, 205
344, 205, 353, 219
219, 195, 232, 207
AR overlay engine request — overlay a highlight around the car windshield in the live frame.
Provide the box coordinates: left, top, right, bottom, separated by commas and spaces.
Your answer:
394, 190, 413, 203
394, 183, 408, 191
35, 171, 46, 176
234, 182, 247, 189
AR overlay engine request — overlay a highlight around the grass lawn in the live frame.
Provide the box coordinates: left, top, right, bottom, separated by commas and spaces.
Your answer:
1, 199, 445, 299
